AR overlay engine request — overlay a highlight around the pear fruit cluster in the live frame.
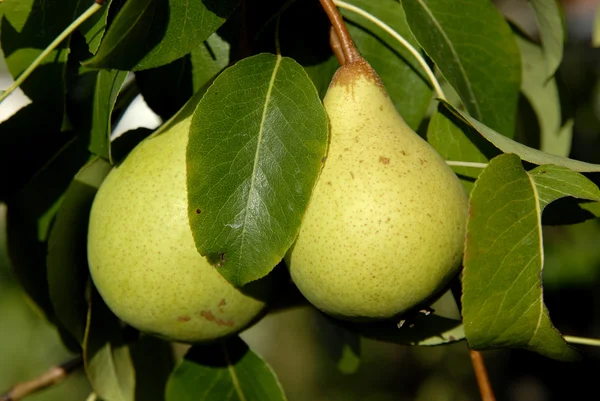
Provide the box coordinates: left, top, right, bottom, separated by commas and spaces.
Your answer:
286, 57, 468, 320
87, 114, 269, 343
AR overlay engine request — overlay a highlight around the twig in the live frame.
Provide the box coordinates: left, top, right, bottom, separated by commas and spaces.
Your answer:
564, 335, 600, 347
333, 0, 446, 101
469, 350, 496, 401
0, 2, 104, 104
0, 356, 83, 401
318, 0, 359, 64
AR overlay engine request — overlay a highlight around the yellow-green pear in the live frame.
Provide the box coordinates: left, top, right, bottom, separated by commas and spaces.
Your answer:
286, 57, 468, 320
87, 112, 270, 343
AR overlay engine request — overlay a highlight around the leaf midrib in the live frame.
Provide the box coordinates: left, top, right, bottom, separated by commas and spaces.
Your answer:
235, 55, 283, 285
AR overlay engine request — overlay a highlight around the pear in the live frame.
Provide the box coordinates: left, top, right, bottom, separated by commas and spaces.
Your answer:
286, 57, 468, 320
87, 112, 270, 343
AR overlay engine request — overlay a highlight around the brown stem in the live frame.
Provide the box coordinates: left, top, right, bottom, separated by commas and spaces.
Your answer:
1, 356, 83, 401
318, 0, 359, 64
469, 350, 496, 401
329, 27, 345, 65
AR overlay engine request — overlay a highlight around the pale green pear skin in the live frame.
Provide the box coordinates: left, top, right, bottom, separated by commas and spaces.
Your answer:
286, 59, 468, 320
87, 116, 268, 343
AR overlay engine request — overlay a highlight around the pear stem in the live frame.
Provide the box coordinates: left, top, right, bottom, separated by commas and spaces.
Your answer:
329, 28, 346, 66
0, 2, 104, 104
319, 0, 360, 64
445, 161, 488, 169
333, 0, 447, 101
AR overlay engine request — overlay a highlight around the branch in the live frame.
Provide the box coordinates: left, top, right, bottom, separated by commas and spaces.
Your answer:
469, 350, 496, 401
0, 356, 83, 401
0, 2, 104, 104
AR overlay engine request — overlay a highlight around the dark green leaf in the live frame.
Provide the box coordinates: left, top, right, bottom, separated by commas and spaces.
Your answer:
166, 337, 286, 401
341, 0, 432, 130
462, 153, 590, 361
529, 0, 565, 79
5, 137, 90, 325
517, 34, 571, 157
0, 104, 76, 201
84, 0, 240, 70
402, 0, 521, 137
335, 290, 465, 346
67, 67, 128, 161
84, 288, 135, 401
135, 33, 230, 121
338, 316, 464, 346
187, 53, 329, 287
427, 105, 499, 193
443, 102, 600, 172
47, 158, 112, 344
130, 335, 176, 401
313, 312, 361, 374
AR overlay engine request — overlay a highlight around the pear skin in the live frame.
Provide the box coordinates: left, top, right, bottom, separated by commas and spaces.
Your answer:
88, 115, 269, 343
286, 58, 468, 320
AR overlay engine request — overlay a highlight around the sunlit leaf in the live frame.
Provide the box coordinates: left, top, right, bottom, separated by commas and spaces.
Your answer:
187, 53, 328, 287
462, 153, 600, 360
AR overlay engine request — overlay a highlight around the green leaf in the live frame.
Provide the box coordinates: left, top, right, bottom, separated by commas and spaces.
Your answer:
462, 153, 597, 361
187, 53, 329, 287
135, 33, 230, 121
517, 34, 571, 157
529, 0, 565, 79
47, 158, 112, 344
341, 0, 432, 130
0, 0, 110, 128
130, 335, 176, 401
401, 0, 521, 137
67, 68, 129, 161
166, 337, 286, 401
442, 102, 600, 172
427, 105, 498, 193
84, 288, 135, 401
84, 0, 240, 70
313, 312, 361, 374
